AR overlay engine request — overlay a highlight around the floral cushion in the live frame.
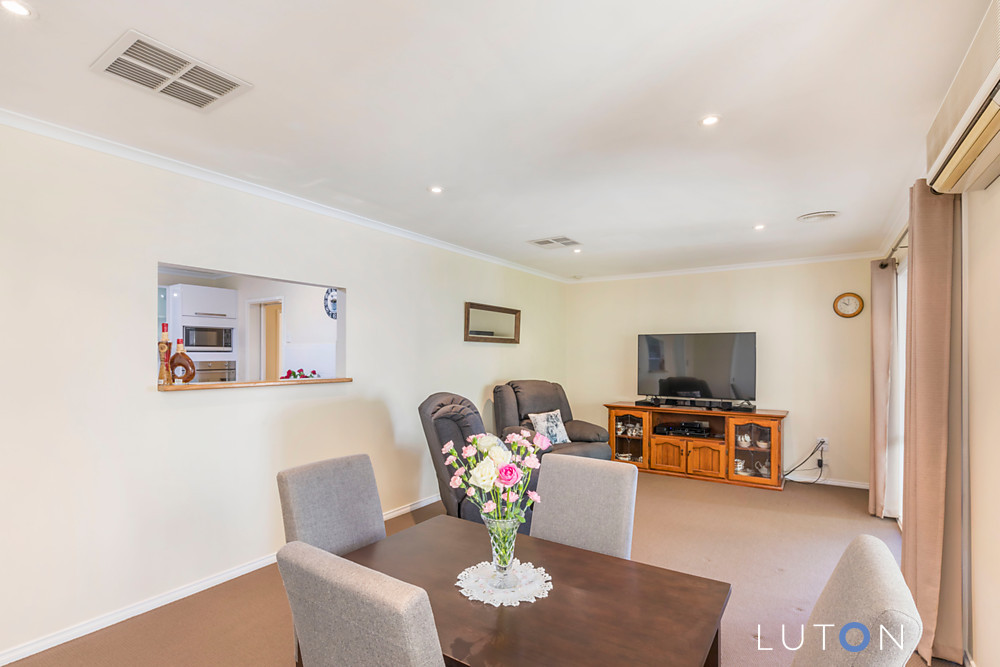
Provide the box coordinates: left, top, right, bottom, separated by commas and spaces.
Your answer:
528, 409, 571, 445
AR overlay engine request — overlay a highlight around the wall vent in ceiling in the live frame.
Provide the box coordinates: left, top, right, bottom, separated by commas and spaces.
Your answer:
90, 30, 252, 111
528, 236, 582, 249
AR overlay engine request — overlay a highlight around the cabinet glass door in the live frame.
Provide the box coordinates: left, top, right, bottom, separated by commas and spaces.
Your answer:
613, 413, 644, 463
731, 421, 774, 482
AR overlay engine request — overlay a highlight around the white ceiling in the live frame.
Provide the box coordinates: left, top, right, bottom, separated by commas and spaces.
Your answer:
0, 0, 990, 279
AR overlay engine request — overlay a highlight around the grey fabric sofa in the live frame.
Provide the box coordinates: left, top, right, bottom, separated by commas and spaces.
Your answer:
418, 392, 535, 533
493, 380, 612, 460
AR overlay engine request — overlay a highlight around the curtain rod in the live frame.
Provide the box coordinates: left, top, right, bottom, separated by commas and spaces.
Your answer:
879, 228, 909, 268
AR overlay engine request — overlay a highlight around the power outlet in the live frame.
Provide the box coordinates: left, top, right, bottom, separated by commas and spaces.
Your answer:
817, 438, 829, 452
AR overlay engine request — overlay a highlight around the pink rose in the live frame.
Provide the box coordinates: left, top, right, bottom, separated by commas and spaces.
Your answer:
482, 500, 496, 514
527, 491, 541, 503
445, 455, 456, 465
449, 474, 462, 489
495, 463, 522, 488
462, 445, 477, 458
442, 440, 454, 455
466, 487, 475, 497
524, 454, 540, 469
533, 433, 551, 450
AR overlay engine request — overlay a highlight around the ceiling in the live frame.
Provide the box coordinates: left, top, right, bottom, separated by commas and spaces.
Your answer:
0, 0, 990, 279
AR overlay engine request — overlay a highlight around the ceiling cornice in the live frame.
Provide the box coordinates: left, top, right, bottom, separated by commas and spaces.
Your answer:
0, 106, 568, 283
1, 106, 886, 286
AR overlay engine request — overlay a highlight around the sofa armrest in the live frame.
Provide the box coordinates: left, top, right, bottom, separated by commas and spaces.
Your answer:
564, 420, 610, 443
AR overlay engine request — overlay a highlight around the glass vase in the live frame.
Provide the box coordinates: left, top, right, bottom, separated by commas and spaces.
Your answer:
483, 515, 520, 589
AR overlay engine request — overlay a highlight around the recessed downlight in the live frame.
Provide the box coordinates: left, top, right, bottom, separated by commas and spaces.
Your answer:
428, 186, 443, 194
1, 0, 32, 16
701, 115, 720, 126
753, 224, 765, 231
797, 210, 839, 223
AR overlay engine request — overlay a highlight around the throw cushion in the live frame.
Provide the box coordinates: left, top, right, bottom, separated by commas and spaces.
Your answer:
529, 409, 571, 445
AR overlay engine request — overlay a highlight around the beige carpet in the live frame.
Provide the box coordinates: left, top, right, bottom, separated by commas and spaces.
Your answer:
630, 474, 902, 666
15, 478, 918, 666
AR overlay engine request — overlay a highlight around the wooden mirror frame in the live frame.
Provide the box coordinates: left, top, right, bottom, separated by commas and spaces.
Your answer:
464, 302, 521, 344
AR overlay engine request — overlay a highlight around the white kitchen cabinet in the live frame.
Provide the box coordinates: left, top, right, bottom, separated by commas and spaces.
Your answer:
171, 284, 238, 319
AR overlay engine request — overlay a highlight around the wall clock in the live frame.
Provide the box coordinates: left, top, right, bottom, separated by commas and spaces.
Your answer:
323, 288, 338, 319
833, 292, 864, 318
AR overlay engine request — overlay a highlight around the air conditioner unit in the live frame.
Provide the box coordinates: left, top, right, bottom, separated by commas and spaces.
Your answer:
928, 1, 1000, 194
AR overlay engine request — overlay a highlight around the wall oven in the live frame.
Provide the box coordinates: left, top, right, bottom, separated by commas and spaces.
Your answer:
183, 326, 233, 353
193, 360, 236, 383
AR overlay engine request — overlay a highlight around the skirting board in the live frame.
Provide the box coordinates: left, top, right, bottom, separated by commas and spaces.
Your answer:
0, 494, 442, 665
784, 474, 869, 489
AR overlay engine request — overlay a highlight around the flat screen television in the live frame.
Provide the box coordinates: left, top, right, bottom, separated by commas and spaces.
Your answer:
637, 332, 756, 401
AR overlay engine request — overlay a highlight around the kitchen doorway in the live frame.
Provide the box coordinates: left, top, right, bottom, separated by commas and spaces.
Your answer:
245, 297, 283, 382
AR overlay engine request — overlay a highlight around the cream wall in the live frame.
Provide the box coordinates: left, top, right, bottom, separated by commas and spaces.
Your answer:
563, 259, 873, 485
0, 123, 567, 654
965, 182, 1000, 667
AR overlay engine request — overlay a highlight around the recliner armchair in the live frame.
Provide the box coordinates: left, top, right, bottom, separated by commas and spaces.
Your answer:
418, 392, 535, 533
493, 380, 612, 460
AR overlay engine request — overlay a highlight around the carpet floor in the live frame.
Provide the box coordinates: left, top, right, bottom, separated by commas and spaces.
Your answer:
14, 477, 923, 666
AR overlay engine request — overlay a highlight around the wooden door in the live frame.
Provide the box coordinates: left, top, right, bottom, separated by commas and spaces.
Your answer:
686, 441, 726, 478
649, 436, 685, 473
263, 302, 282, 382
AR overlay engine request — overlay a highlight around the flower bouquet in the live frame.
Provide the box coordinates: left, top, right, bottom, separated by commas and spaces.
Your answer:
441, 430, 551, 588
281, 368, 319, 380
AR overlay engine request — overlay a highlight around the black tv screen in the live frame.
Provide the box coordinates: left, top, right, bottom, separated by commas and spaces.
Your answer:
637, 332, 756, 401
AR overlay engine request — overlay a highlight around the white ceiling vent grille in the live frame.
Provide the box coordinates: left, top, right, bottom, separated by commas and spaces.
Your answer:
528, 236, 582, 249
91, 30, 251, 111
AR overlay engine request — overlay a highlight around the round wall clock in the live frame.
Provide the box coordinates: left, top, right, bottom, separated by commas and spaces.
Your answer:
323, 288, 338, 319
833, 292, 864, 318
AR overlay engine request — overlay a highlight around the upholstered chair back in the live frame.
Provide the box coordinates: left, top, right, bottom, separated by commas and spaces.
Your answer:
529, 454, 638, 559
277, 541, 444, 667
276, 454, 386, 556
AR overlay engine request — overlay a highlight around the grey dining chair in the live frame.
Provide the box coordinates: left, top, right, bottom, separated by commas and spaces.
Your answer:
792, 534, 921, 666
529, 453, 638, 559
276, 453, 386, 556
276, 453, 387, 665
277, 541, 444, 667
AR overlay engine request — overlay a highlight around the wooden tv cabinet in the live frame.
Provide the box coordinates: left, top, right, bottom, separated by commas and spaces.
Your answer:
605, 402, 788, 490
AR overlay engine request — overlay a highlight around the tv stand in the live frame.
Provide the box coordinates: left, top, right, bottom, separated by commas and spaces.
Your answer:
607, 402, 787, 490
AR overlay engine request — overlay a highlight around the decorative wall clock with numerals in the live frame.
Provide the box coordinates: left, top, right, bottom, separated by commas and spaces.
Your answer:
833, 292, 864, 318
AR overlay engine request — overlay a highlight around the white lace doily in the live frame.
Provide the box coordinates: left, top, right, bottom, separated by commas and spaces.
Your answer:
455, 559, 553, 607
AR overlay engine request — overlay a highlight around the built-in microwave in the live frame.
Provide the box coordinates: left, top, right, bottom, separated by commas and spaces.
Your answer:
183, 326, 233, 352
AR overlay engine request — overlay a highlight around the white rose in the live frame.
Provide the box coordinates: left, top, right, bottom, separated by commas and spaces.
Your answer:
468, 458, 498, 491
487, 445, 512, 467
474, 433, 503, 453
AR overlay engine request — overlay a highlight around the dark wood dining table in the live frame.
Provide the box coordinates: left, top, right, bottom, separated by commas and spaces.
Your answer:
342, 515, 731, 666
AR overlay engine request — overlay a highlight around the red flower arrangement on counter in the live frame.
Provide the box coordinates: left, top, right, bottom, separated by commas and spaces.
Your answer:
281, 368, 319, 379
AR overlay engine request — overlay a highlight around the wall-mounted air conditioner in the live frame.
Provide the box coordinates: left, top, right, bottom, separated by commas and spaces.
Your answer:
928, 1, 1000, 194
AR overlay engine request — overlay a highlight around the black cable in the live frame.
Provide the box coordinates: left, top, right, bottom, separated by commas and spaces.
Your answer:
783, 441, 823, 476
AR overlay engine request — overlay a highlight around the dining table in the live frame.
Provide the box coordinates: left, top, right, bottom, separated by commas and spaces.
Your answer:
342, 515, 731, 666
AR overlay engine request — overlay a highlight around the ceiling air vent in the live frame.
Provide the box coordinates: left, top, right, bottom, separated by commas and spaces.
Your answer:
90, 30, 251, 111
528, 236, 582, 249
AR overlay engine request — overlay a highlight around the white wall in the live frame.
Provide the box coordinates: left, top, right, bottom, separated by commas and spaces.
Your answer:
965, 182, 1000, 667
563, 259, 873, 485
0, 123, 568, 654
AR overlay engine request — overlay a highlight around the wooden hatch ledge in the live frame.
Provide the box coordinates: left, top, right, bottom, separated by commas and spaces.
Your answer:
158, 377, 353, 391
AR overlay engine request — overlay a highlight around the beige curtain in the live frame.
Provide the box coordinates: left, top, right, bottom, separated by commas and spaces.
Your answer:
901, 179, 960, 663
869, 257, 896, 517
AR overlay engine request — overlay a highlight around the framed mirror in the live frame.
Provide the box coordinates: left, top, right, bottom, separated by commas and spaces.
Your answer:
464, 302, 520, 344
